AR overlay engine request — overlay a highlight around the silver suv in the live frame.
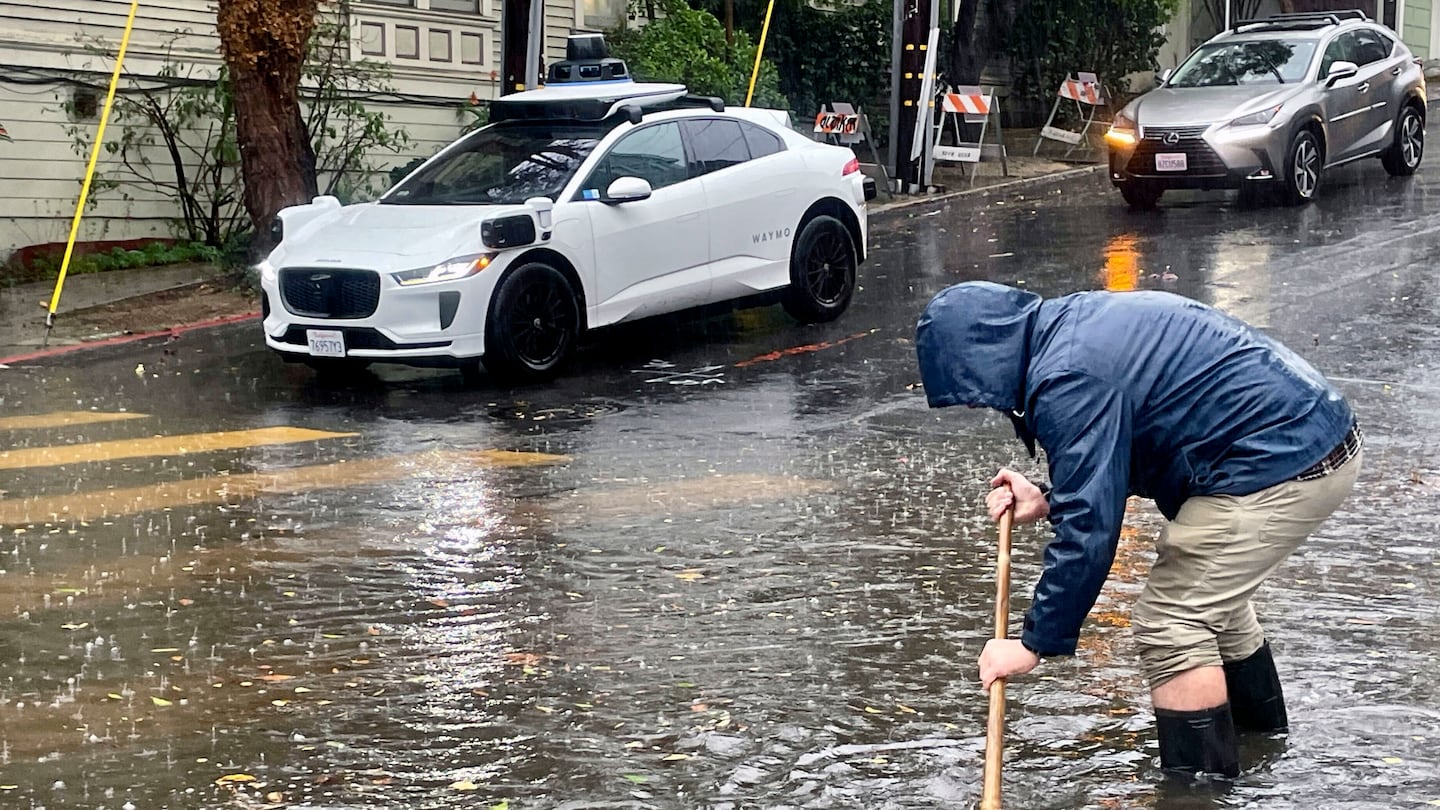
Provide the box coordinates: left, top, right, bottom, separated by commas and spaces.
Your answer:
1105, 11, 1427, 209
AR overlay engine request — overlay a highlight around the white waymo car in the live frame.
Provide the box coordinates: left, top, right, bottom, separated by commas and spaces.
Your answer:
259, 35, 874, 383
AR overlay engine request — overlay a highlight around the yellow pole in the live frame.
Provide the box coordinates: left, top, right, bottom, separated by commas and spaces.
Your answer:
744, 0, 776, 107
45, 0, 141, 342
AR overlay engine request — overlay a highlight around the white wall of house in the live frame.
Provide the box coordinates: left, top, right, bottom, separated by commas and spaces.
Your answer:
0, 0, 600, 261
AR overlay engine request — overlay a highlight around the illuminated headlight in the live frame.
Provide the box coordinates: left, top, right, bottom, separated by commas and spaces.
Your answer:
1105, 111, 1138, 147
1231, 105, 1282, 127
391, 254, 493, 286
258, 260, 277, 283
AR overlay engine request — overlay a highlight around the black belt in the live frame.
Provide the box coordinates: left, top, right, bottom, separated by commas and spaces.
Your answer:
1295, 422, 1363, 482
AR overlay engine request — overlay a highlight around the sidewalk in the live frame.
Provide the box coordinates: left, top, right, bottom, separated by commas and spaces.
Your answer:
0, 263, 247, 361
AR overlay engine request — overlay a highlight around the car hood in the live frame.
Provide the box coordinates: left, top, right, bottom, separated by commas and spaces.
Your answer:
270, 202, 530, 270
1134, 85, 1299, 127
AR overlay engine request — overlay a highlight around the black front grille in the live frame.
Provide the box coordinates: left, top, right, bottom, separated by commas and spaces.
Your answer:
1126, 136, 1227, 177
279, 268, 380, 319
276, 326, 451, 351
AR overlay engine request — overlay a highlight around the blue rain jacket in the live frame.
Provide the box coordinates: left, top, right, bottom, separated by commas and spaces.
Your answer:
915, 282, 1353, 657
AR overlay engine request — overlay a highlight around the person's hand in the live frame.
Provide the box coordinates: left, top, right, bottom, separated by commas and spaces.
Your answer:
978, 638, 1040, 692
987, 468, 1050, 525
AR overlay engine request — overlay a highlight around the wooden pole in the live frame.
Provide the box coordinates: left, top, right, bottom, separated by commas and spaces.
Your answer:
980, 501, 1014, 810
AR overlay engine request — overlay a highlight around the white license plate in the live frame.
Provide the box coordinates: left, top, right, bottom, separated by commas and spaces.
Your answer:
306, 329, 346, 358
1155, 152, 1188, 172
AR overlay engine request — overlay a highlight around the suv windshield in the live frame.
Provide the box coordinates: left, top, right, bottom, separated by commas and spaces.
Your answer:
382, 122, 603, 205
1168, 39, 1318, 87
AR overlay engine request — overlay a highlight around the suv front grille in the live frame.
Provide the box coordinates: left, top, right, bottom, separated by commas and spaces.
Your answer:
279, 268, 380, 319
1141, 124, 1211, 141
1127, 126, 1227, 177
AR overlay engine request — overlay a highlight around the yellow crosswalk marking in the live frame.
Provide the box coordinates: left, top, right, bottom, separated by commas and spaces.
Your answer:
0, 411, 149, 431
1, 449, 567, 526
0, 427, 356, 471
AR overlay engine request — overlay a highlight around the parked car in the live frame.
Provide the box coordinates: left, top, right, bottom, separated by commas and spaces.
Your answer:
1104, 10, 1426, 209
258, 35, 874, 383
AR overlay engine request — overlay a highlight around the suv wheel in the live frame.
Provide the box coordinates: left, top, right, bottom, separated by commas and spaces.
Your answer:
1381, 105, 1424, 177
1282, 130, 1322, 205
482, 262, 580, 384
1119, 182, 1163, 210
782, 214, 856, 323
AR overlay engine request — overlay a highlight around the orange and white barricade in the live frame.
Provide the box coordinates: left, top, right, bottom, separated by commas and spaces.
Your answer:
1035, 72, 1109, 157
814, 101, 890, 192
931, 85, 1008, 184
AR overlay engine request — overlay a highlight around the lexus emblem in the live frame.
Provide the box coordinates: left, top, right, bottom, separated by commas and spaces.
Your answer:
1162, 131, 1181, 146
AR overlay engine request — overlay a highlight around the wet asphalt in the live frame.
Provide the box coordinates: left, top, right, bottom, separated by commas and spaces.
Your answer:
1, 124, 1439, 809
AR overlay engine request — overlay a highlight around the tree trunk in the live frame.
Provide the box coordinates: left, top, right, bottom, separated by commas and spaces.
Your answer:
217, 0, 319, 252
948, 0, 1028, 85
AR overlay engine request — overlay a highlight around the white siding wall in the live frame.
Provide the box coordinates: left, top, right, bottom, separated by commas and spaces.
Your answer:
0, 0, 599, 260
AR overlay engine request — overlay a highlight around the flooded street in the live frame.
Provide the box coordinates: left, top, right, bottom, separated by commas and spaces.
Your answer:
3, 140, 1440, 809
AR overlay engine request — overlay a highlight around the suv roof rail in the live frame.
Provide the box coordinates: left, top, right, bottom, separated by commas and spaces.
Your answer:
1232, 9, 1369, 32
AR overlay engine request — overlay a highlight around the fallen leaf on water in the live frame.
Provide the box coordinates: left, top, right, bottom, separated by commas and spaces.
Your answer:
61, 622, 89, 631
897, 704, 917, 714
266, 793, 285, 803
490, 801, 510, 810
367, 626, 381, 636
152, 697, 173, 707
661, 753, 690, 762
1382, 757, 1403, 765
215, 774, 256, 784
623, 774, 648, 784
428, 598, 450, 608
0, 786, 18, 790
272, 700, 290, 707
450, 780, 479, 791
178, 598, 195, 607
690, 703, 709, 712
675, 569, 705, 582
294, 687, 313, 694
864, 707, 882, 714
261, 674, 295, 683
108, 693, 124, 700
151, 648, 180, 653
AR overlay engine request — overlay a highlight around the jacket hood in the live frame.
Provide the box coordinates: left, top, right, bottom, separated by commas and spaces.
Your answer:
915, 281, 1041, 412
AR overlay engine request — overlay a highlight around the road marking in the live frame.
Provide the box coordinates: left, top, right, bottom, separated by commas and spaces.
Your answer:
0, 411, 150, 431
535, 473, 835, 525
1, 449, 567, 526
0, 426, 356, 471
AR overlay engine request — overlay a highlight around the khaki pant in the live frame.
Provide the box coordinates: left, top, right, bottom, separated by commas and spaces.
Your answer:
1132, 450, 1362, 687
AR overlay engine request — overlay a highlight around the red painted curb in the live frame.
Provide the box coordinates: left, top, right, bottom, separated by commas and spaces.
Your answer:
0, 311, 260, 366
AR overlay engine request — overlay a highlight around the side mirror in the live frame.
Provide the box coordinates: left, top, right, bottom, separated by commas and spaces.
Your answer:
604, 176, 653, 204
1326, 61, 1359, 86
525, 196, 554, 230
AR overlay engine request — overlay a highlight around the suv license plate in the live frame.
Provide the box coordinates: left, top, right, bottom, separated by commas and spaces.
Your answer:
306, 329, 346, 358
1155, 153, 1188, 172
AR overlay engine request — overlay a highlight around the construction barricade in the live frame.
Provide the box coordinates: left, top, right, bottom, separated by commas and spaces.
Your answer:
814, 102, 890, 193
1034, 72, 1109, 158
930, 85, 1008, 185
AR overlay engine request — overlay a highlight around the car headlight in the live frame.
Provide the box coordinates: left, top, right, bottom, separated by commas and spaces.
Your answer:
1105, 111, 1138, 146
1231, 105, 1283, 127
258, 260, 277, 283
391, 254, 493, 286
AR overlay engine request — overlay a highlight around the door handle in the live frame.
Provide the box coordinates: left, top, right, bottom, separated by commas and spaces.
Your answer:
1356, 82, 1370, 93
1391, 66, 1403, 76
677, 212, 702, 223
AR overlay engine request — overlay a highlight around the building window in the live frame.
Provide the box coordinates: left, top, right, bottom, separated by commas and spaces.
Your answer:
430, 0, 480, 12
579, 0, 627, 29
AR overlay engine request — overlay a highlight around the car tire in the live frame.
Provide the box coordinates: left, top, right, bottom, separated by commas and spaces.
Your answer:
481, 261, 580, 384
1281, 129, 1322, 205
1119, 182, 1163, 210
1381, 104, 1424, 177
782, 214, 856, 324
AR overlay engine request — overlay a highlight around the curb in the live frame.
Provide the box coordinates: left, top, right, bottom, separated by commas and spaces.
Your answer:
0, 311, 259, 367
870, 164, 1107, 217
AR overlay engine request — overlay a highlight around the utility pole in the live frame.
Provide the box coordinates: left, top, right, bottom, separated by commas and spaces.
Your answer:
889, 0, 936, 193
501, 0, 546, 95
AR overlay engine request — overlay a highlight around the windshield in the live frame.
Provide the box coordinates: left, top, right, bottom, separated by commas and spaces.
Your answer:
1168, 40, 1318, 87
382, 123, 603, 205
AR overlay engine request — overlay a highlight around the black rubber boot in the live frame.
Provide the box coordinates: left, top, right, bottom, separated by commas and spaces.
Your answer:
1224, 641, 1288, 733
1156, 704, 1241, 778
